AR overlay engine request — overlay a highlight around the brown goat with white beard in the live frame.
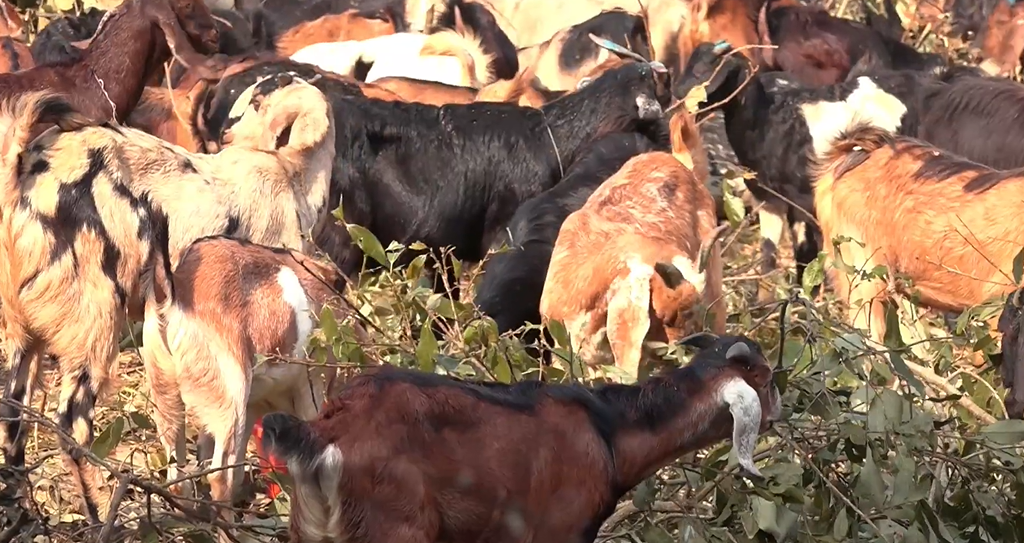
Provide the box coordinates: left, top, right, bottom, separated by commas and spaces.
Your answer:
809, 122, 1024, 348
140, 235, 368, 536
260, 332, 781, 543
540, 110, 727, 381
0, 76, 332, 521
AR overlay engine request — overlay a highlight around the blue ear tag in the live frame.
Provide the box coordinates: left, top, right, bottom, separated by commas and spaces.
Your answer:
713, 40, 732, 53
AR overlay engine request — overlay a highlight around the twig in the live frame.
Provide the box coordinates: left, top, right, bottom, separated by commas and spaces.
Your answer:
97, 477, 130, 542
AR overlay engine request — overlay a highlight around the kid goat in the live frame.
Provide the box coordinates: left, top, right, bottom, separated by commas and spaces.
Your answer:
141, 235, 367, 532
540, 110, 727, 380
0, 76, 333, 522
261, 332, 782, 543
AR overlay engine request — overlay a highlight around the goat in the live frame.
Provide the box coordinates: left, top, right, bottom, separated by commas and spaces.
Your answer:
290, 24, 495, 88
756, 0, 945, 86
301, 61, 671, 284
370, 64, 556, 106
0, 36, 31, 73
260, 332, 782, 543
517, 9, 651, 92
0, 77, 333, 521
675, 0, 764, 82
540, 111, 726, 380
807, 122, 1024, 349
672, 42, 908, 302
0, 0, 22, 39
0, 0, 220, 129
273, 8, 398, 57
140, 235, 365, 534
998, 289, 1024, 418
475, 132, 661, 356
28, 7, 105, 65
434, 0, 517, 80
127, 65, 227, 152
976, 0, 1024, 76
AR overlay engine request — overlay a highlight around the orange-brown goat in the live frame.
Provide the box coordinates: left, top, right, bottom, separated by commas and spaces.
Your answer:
0, 0, 24, 39
810, 123, 1024, 346
539, 111, 727, 381
274, 9, 398, 57
141, 236, 366, 540
260, 333, 781, 543
0, 36, 31, 74
977, 0, 1024, 76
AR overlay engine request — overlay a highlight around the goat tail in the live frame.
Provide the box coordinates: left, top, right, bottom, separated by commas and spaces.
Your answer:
421, 29, 494, 87
0, 92, 87, 211
810, 121, 895, 184
141, 209, 175, 342
669, 110, 710, 182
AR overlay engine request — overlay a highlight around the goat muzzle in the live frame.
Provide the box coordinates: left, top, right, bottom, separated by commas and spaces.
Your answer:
635, 94, 662, 120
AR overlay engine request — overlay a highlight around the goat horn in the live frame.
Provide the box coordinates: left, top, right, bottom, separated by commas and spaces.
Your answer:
698, 223, 730, 273
587, 33, 649, 63
726, 342, 751, 360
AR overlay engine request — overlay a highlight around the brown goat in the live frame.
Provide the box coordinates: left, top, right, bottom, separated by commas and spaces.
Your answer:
126, 70, 215, 152
0, 0, 220, 130
141, 236, 366, 538
0, 0, 24, 39
809, 123, 1023, 347
677, 0, 762, 71
474, 63, 553, 107
977, 0, 1024, 76
0, 36, 31, 73
0, 78, 332, 522
274, 9, 398, 57
260, 333, 781, 543
539, 111, 727, 381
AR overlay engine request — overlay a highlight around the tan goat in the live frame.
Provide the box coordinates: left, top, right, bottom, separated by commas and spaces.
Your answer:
140, 235, 367, 532
539, 111, 727, 381
809, 122, 1024, 346
0, 77, 332, 520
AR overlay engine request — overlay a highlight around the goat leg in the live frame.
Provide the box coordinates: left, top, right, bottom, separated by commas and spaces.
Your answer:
146, 4, 216, 79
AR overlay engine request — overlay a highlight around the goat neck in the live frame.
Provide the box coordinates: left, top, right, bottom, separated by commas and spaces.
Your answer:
601, 363, 776, 492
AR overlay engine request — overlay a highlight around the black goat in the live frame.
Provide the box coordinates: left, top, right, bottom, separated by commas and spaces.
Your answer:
210, 61, 670, 293
474, 131, 661, 353
678, 42, 1024, 300
30, 7, 106, 65
674, 42, 911, 300
436, 0, 518, 80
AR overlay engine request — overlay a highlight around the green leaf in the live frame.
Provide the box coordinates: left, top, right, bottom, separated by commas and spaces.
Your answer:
722, 182, 746, 228
545, 319, 571, 349
319, 306, 339, 342
833, 507, 850, 539
802, 253, 826, 292
888, 351, 925, 397
980, 419, 1024, 445
416, 322, 438, 371
346, 224, 388, 266
632, 477, 657, 510
855, 448, 887, 511
91, 416, 126, 459
1013, 247, 1024, 284
128, 411, 154, 430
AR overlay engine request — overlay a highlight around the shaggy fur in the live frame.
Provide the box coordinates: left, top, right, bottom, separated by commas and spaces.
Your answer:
475, 132, 661, 352
0, 36, 30, 74
540, 111, 726, 380
141, 236, 366, 536
810, 124, 1024, 346
0, 0, 219, 129
261, 333, 780, 543
517, 9, 651, 92
310, 61, 671, 281
0, 79, 334, 520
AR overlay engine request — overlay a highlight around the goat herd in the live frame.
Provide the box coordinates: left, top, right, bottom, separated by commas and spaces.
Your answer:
0, 0, 1022, 539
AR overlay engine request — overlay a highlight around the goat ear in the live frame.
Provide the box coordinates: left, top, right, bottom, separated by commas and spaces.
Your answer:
677, 332, 719, 350
654, 262, 685, 289
453, 5, 466, 34
1013, 288, 1024, 308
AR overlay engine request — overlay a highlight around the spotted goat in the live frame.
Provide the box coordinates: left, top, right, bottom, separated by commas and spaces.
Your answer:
0, 75, 333, 521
